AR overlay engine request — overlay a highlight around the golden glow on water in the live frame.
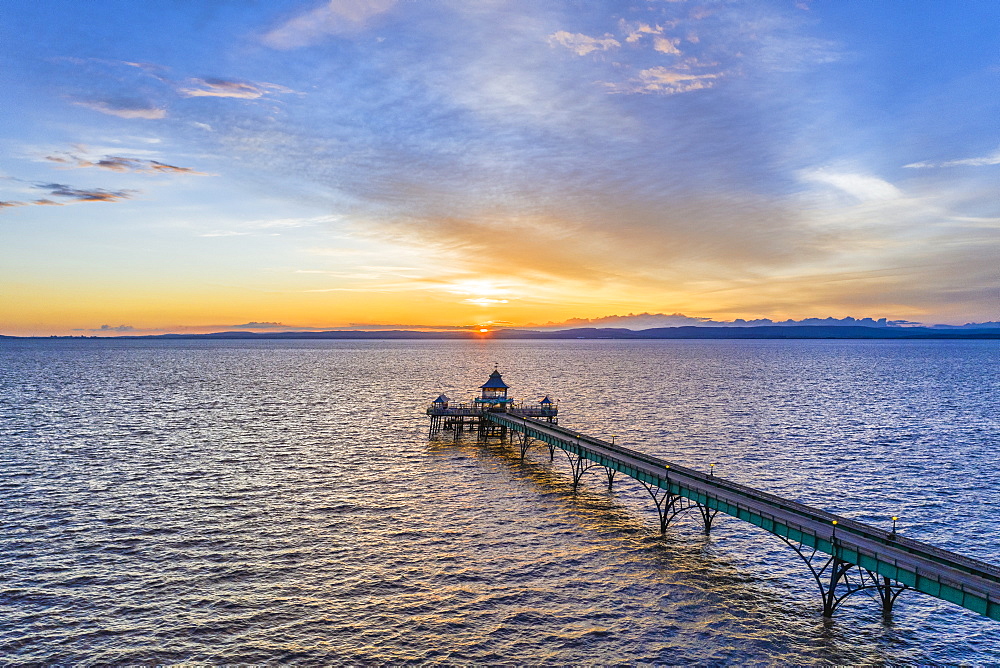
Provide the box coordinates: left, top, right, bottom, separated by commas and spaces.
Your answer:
2, 339, 998, 663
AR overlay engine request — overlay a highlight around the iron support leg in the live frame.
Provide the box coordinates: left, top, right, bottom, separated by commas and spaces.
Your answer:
562, 450, 598, 492
698, 504, 718, 535
518, 432, 532, 460
822, 557, 850, 617
640, 482, 678, 534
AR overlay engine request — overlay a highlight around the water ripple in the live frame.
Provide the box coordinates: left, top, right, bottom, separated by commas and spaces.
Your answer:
1, 338, 998, 664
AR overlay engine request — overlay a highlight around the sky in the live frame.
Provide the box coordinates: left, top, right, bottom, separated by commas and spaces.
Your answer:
1, 0, 999, 336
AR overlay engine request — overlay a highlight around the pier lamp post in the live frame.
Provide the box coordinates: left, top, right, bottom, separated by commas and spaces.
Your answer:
710, 463, 715, 477
611, 435, 617, 445
891, 516, 898, 538
831, 519, 838, 543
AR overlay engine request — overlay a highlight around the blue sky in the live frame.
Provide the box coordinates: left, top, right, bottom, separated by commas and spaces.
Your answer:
1, 1, 998, 335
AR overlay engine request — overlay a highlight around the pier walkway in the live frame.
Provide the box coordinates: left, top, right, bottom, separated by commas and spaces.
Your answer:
485, 411, 1000, 622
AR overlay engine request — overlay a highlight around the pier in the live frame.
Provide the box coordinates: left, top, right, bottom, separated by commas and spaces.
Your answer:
428, 369, 1000, 623
427, 366, 557, 437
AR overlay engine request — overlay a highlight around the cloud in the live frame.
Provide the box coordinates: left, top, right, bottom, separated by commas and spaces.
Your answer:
607, 66, 721, 94
197, 214, 339, 238
232, 321, 286, 329
262, 0, 398, 49
653, 36, 682, 54
73, 324, 137, 332
45, 152, 206, 175
904, 148, 1000, 169
548, 31, 621, 56
178, 78, 295, 99
464, 298, 509, 306
35, 182, 135, 203
528, 313, 911, 329
61, 58, 295, 121
0, 184, 134, 210
344, 322, 481, 330
621, 21, 666, 43
73, 99, 166, 119
799, 169, 902, 201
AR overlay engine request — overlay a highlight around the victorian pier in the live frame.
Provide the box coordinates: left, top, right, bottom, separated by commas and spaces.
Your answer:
427, 368, 1000, 624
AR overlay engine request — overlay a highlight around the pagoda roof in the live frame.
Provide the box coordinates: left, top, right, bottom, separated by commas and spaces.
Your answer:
540, 395, 552, 404
433, 394, 450, 403
480, 368, 509, 389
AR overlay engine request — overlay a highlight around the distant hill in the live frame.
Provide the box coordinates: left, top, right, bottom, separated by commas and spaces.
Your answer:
493, 325, 1000, 339
4, 324, 1000, 340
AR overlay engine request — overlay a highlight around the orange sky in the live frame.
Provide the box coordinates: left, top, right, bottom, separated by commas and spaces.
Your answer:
2, 1, 999, 336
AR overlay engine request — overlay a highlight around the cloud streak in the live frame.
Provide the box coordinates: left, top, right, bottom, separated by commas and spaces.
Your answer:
35, 182, 134, 203
45, 151, 206, 175
73, 98, 166, 119
904, 148, 1000, 169
61, 59, 297, 125
530, 313, 913, 329
262, 0, 398, 49
547, 31, 621, 56
799, 169, 902, 202
607, 66, 721, 94
178, 78, 295, 99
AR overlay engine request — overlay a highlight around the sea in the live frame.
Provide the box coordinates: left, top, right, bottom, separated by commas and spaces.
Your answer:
2, 337, 999, 664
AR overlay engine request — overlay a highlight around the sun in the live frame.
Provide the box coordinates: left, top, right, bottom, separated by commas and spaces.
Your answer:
479, 328, 490, 333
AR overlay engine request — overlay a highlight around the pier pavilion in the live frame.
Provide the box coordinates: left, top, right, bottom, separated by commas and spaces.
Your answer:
426, 366, 558, 435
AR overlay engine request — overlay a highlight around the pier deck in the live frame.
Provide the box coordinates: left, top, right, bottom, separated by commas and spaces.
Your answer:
485, 411, 1000, 622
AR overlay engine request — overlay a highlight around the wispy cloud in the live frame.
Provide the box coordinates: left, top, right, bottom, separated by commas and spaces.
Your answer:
73, 98, 166, 119
231, 321, 286, 329
75, 324, 137, 332
178, 78, 295, 99
262, 0, 398, 49
904, 148, 1000, 169
528, 313, 912, 329
548, 10, 734, 96
799, 169, 902, 202
607, 66, 721, 94
197, 214, 340, 237
0, 182, 136, 210
547, 31, 620, 56
35, 182, 135, 203
62, 58, 297, 123
45, 151, 207, 175
621, 21, 668, 44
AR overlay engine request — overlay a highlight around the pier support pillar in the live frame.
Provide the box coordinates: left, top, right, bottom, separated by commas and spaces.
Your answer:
517, 432, 533, 460
562, 449, 599, 492
639, 481, 679, 534
778, 535, 909, 620
698, 504, 718, 535
821, 557, 851, 617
